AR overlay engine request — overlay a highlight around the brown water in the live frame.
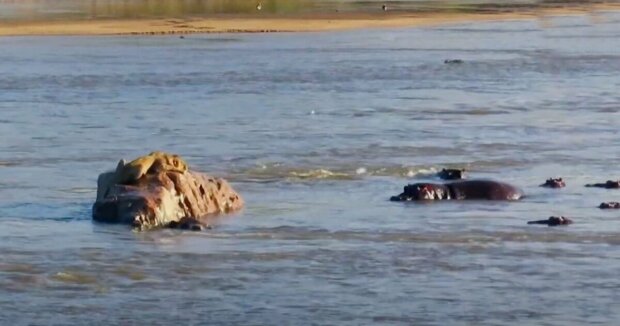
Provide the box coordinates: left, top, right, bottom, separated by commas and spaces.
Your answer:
2, 12, 620, 325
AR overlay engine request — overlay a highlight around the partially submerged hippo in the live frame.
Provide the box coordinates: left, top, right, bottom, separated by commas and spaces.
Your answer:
585, 180, 620, 189
437, 168, 466, 180
599, 202, 620, 209
540, 177, 565, 188
390, 179, 523, 201
92, 152, 243, 230
527, 216, 573, 226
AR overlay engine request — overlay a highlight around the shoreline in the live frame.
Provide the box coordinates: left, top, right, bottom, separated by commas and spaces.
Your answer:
0, 3, 619, 36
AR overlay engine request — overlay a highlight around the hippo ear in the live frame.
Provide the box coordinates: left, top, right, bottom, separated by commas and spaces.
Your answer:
115, 159, 127, 173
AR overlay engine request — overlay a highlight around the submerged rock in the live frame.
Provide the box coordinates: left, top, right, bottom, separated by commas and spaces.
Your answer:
92, 152, 243, 230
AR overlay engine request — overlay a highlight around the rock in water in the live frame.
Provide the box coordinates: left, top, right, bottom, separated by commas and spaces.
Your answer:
92, 153, 243, 230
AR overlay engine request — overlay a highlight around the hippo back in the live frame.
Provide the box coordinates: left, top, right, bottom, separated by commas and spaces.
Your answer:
448, 180, 523, 200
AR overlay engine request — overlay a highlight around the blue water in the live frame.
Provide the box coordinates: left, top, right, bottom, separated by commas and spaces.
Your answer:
2, 12, 620, 325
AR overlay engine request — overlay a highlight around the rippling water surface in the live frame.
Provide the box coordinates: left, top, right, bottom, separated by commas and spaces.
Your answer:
2, 13, 620, 325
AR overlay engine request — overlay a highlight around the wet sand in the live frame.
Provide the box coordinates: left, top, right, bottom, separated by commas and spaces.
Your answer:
0, 2, 619, 36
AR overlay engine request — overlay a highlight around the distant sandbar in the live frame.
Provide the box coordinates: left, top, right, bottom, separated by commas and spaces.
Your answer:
0, 3, 618, 36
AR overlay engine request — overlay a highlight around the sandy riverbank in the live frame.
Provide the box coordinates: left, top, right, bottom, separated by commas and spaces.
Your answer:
0, 2, 619, 36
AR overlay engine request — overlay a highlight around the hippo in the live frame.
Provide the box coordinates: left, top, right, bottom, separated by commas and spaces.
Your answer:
437, 168, 466, 180
390, 179, 523, 201
527, 216, 573, 226
169, 217, 213, 231
599, 202, 620, 209
540, 177, 565, 188
585, 180, 620, 188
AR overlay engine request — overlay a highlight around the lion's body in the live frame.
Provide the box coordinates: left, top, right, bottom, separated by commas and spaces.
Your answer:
115, 151, 188, 184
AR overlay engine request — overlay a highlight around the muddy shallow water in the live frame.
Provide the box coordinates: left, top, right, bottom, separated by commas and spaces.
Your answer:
1, 12, 620, 325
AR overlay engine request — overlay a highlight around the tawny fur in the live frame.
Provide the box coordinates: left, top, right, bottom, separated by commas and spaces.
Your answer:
114, 151, 188, 184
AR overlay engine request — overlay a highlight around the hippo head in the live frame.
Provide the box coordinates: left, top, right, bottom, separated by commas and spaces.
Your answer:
540, 177, 565, 188
438, 168, 465, 180
390, 183, 450, 201
527, 216, 573, 226
606, 180, 620, 188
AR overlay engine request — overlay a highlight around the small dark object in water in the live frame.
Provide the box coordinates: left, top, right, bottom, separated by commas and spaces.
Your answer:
585, 180, 620, 188
527, 216, 573, 226
390, 179, 523, 201
437, 168, 465, 180
169, 217, 212, 231
179, 35, 185, 39
540, 177, 565, 188
444, 59, 464, 64
599, 201, 620, 209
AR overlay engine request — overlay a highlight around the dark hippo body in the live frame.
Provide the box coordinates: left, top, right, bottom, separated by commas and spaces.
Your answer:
585, 180, 620, 189
527, 216, 573, 226
390, 179, 523, 201
599, 201, 620, 209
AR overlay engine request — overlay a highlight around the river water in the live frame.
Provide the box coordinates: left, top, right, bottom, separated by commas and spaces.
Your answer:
2, 12, 620, 325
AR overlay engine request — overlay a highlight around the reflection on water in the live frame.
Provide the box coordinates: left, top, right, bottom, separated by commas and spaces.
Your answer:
2, 10, 620, 326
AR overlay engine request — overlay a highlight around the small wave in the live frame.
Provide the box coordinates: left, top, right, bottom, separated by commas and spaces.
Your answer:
63, 187, 96, 194
113, 266, 148, 281
289, 169, 354, 180
49, 271, 99, 285
417, 108, 511, 116
0, 202, 92, 221
229, 163, 451, 182
0, 263, 41, 274
211, 227, 620, 246
0, 160, 19, 167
